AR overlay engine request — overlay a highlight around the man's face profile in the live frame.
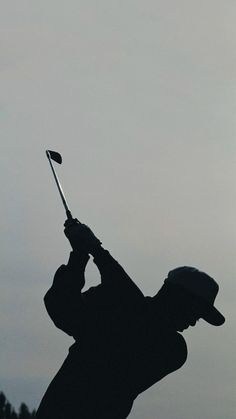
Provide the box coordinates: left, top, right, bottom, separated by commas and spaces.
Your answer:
165, 287, 202, 332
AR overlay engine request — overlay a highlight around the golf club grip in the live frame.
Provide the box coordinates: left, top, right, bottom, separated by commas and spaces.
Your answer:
66, 210, 73, 221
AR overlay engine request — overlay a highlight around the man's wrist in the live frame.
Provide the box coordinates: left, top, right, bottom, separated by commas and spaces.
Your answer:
67, 250, 90, 269
90, 244, 105, 258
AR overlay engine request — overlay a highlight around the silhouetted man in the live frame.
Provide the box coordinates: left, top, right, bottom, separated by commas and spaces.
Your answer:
36, 220, 225, 419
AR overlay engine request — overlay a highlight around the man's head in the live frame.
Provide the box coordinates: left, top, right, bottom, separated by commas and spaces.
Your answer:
154, 266, 225, 332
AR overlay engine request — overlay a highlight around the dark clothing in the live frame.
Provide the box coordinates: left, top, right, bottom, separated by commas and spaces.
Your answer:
37, 249, 187, 419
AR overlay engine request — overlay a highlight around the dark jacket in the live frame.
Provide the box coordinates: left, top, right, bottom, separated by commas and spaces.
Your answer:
36, 249, 187, 419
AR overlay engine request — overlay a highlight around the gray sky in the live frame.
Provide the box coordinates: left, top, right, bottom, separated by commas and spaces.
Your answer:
1, 1, 235, 417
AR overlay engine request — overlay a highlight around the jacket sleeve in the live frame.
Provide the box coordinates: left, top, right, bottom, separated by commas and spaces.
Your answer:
44, 251, 90, 338
89, 247, 144, 306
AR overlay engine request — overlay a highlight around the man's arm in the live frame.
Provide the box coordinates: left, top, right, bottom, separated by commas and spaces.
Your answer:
91, 246, 144, 304
62, 219, 144, 308
44, 250, 90, 338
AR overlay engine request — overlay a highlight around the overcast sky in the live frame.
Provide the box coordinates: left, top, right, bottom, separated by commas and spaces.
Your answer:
1, 1, 235, 418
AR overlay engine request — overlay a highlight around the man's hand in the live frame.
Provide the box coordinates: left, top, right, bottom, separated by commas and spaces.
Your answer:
64, 219, 102, 254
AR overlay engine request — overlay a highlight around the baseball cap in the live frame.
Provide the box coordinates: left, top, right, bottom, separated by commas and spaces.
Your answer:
165, 266, 225, 326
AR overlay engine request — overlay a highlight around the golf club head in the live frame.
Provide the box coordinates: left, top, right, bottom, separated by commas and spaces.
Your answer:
46, 150, 62, 164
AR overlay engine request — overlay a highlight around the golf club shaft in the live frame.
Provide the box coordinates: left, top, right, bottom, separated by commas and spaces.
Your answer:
46, 153, 73, 220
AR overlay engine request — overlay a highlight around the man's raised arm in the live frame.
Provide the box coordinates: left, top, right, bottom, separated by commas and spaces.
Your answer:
64, 220, 144, 305
44, 250, 90, 337
92, 247, 144, 302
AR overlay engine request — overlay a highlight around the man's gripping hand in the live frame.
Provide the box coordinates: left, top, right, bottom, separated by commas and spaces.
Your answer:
64, 218, 102, 255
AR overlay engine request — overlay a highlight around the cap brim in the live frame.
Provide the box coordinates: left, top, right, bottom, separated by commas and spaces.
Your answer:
201, 305, 225, 326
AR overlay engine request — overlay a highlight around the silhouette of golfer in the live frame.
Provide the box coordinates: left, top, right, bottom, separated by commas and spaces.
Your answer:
36, 220, 225, 419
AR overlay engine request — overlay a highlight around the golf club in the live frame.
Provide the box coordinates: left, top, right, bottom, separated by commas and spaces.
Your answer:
46, 150, 73, 221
